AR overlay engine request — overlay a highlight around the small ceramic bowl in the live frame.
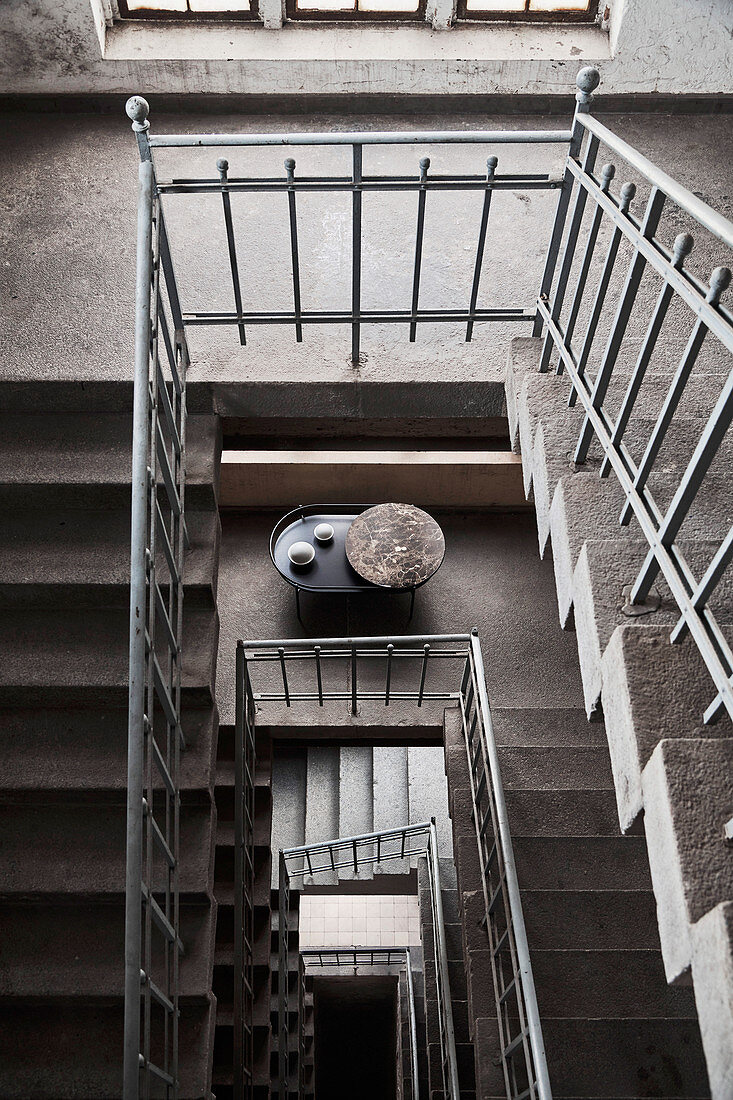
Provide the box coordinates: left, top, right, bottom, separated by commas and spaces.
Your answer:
314, 522, 335, 544
288, 540, 315, 568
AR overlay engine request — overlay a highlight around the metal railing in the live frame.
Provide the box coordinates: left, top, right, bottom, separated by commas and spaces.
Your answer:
280, 823, 456, 1100
124, 89, 588, 367
241, 633, 550, 1099
234, 643, 257, 1098
124, 151, 191, 1097
536, 74, 733, 726
300, 946, 421, 1100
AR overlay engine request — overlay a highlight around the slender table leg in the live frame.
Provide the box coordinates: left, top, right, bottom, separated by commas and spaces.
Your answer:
295, 587, 303, 626
408, 588, 415, 622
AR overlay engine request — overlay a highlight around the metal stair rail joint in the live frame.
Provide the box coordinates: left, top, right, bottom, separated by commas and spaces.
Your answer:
535, 66, 733, 730
124, 102, 192, 1100
300, 946, 421, 1100
239, 632, 551, 1100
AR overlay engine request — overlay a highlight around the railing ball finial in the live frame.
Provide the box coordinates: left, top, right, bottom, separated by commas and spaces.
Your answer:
125, 95, 150, 133
284, 156, 296, 171
619, 181, 636, 211
708, 266, 732, 304
487, 154, 498, 175
672, 232, 694, 266
575, 66, 600, 110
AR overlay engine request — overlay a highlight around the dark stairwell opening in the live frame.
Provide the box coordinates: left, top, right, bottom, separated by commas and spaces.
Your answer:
313, 976, 398, 1100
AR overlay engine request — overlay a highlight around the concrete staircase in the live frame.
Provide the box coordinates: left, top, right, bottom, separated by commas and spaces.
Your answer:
270, 741, 452, 886
444, 704, 710, 1098
0, 396, 222, 1097
506, 334, 730, 1096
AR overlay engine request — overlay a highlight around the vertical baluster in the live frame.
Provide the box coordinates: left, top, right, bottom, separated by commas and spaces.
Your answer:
574, 185, 666, 464
351, 644, 358, 716
568, 181, 636, 408
671, 526, 733, 644
314, 644, 323, 705
534, 66, 600, 343
351, 144, 363, 365
418, 644, 430, 707
385, 642, 393, 706
539, 134, 600, 372
284, 157, 303, 342
556, 162, 615, 375
466, 156, 498, 343
278, 647, 290, 706
410, 156, 430, 342
601, 232, 694, 478
216, 158, 246, 346
630, 268, 733, 607
619, 264, 729, 525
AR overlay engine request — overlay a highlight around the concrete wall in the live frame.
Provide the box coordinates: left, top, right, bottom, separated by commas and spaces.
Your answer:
1, 0, 732, 98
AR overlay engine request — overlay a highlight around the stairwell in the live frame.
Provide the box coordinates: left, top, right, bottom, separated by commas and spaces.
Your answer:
0, 394, 223, 1098
506, 334, 733, 1096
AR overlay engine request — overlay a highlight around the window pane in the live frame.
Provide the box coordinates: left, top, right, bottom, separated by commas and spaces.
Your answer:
463, 0, 525, 11
297, 0, 356, 10
125, 0, 187, 10
189, 0, 252, 9
529, 0, 590, 8
359, 0, 420, 11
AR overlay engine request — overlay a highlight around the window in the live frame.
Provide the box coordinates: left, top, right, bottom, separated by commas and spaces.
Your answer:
458, 0, 598, 20
116, 0, 597, 19
118, 0, 257, 18
288, 0, 424, 19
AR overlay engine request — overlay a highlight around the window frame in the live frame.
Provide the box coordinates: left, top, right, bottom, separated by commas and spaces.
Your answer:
285, 0, 427, 22
116, 0, 259, 20
455, 0, 598, 22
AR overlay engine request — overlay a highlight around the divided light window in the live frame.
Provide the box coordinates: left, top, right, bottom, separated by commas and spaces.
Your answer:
118, 0, 597, 18
458, 0, 597, 19
118, 0, 257, 18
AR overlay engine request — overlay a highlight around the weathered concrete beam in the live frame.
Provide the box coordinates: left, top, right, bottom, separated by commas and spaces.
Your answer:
219, 448, 527, 509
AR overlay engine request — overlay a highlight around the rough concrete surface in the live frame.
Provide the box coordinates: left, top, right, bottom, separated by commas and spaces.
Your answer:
641, 738, 733, 983
691, 901, 733, 1100
601, 624, 733, 831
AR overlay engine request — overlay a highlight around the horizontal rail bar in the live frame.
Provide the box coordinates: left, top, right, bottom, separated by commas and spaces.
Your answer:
242, 633, 472, 649
149, 128, 574, 149
253, 690, 459, 702
577, 113, 733, 249
183, 307, 533, 326
157, 177, 562, 195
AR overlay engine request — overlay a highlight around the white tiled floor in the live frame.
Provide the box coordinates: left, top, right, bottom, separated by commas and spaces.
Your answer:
299, 893, 421, 947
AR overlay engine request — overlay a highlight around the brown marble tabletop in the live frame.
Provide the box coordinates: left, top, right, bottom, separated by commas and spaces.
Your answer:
345, 503, 445, 590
